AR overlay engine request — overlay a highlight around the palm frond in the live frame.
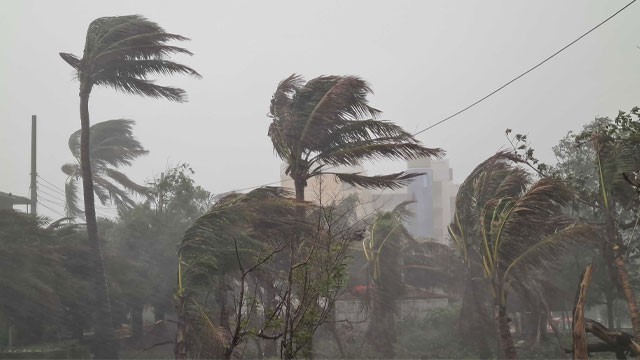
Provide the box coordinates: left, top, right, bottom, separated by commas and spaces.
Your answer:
103, 168, 149, 196
60, 14, 199, 102
64, 178, 82, 217
316, 140, 443, 167
332, 171, 422, 190
59, 52, 80, 70
269, 73, 304, 120
503, 223, 596, 284
94, 75, 188, 101
289, 76, 381, 149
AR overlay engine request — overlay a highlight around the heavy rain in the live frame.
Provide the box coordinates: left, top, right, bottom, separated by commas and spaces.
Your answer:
2, 1, 640, 359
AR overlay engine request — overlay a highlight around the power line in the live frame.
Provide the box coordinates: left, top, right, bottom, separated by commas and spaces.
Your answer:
412, 0, 637, 137
37, 201, 66, 218
38, 187, 66, 203
37, 181, 66, 197
37, 175, 65, 193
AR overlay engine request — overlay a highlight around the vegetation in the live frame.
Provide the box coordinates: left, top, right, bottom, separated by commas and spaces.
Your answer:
62, 119, 149, 217
3, 11, 640, 360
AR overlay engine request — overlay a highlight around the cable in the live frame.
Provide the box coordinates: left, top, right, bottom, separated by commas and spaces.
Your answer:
37, 175, 66, 193
412, 0, 637, 137
37, 180, 66, 197
37, 201, 66, 218
38, 188, 66, 203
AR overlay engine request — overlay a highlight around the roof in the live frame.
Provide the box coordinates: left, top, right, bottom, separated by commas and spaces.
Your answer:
0, 191, 31, 205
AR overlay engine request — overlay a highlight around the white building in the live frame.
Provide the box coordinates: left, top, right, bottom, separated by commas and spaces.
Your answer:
279, 158, 459, 243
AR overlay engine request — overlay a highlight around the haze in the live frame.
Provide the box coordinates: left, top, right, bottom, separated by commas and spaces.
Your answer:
2, 1, 640, 219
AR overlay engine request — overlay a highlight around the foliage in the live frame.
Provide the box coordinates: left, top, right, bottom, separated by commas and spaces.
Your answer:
396, 305, 476, 359
361, 203, 411, 358
62, 119, 149, 217
177, 187, 363, 359
268, 74, 444, 198
60, 15, 200, 101
0, 210, 90, 348
449, 151, 595, 358
103, 164, 212, 335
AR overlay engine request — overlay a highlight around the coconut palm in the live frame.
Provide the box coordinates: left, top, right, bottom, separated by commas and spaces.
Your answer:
268, 74, 443, 202
449, 152, 594, 359
62, 119, 149, 217
362, 202, 412, 358
60, 15, 200, 359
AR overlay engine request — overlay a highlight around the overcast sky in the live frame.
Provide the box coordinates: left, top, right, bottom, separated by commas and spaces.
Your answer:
2, 1, 640, 219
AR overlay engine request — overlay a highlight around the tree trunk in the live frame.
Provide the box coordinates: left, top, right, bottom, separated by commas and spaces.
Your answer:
604, 209, 640, 338
573, 263, 594, 360
131, 303, 144, 341
174, 292, 187, 360
459, 275, 492, 358
79, 86, 118, 360
606, 295, 615, 330
494, 303, 518, 360
614, 253, 640, 337
294, 178, 306, 202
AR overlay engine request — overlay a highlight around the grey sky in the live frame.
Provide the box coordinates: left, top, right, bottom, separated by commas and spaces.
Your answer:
2, 1, 640, 219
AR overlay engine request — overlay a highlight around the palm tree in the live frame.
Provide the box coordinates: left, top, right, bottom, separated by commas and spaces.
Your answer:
62, 119, 149, 217
590, 129, 640, 338
60, 15, 200, 359
362, 202, 412, 358
449, 152, 594, 359
268, 74, 443, 202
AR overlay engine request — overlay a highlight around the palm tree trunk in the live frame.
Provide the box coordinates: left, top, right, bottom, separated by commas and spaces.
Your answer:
80, 86, 118, 359
494, 302, 517, 359
614, 253, 640, 337
605, 211, 640, 338
131, 302, 144, 342
493, 284, 517, 360
459, 275, 492, 358
294, 178, 305, 202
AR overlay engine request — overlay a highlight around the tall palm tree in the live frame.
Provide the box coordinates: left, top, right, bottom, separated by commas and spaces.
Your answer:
268, 74, 443, 202
62, 119, 149, 217
449, 152, 594, 359
60, 15, 200, 359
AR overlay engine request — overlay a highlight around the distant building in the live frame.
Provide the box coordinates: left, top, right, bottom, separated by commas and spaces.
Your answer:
0, 191, 31, 212
279, 157, 459, 243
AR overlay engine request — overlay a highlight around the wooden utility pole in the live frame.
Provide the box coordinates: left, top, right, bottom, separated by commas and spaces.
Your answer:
30, 115, 37, 216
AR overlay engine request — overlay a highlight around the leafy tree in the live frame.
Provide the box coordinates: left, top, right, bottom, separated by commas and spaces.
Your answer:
176, 188, 362, 360
268, 74, 443, 202
60, 15, 199, 358
177, 187, 311, 359
62, 119, 149, 217
449, 152, 593, 359
0, 210, 90, 347
104, 164, 211, 342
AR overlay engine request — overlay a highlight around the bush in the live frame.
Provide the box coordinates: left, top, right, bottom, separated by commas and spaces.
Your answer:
395, 304, 476, 359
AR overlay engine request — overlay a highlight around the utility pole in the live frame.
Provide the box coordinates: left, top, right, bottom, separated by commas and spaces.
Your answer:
30, 115, 37, 216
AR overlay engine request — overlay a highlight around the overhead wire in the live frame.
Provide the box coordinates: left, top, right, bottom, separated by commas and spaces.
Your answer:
411, 0, 637, 137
